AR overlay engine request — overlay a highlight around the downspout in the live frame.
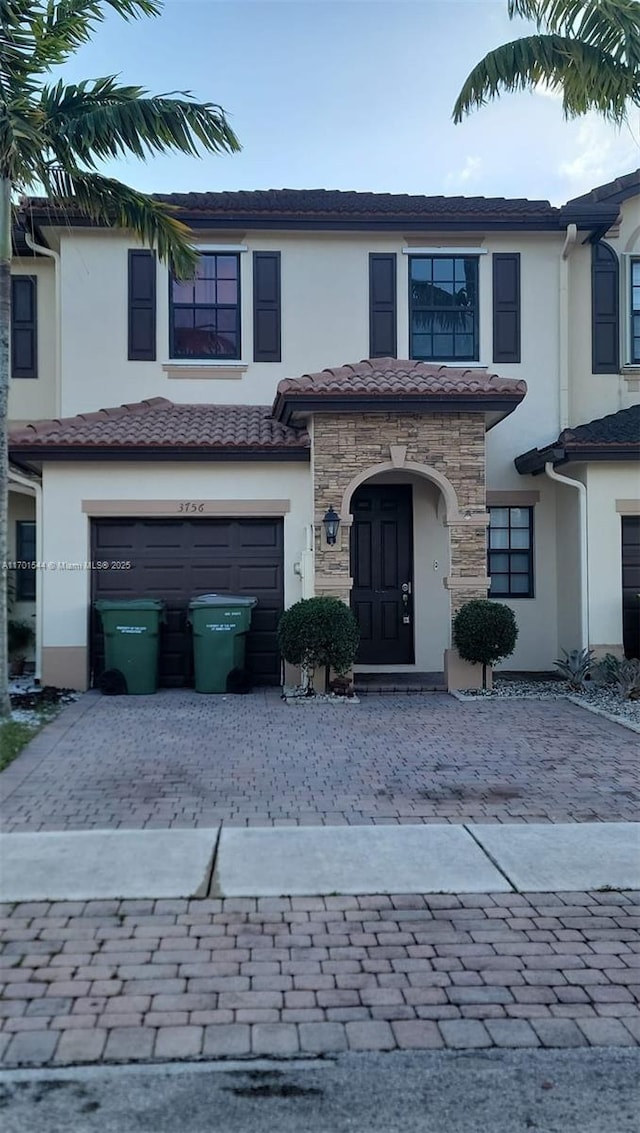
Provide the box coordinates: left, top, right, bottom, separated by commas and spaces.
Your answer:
24, 233, 61, 417
544, 461, 588, 652
8, 468, 43, 683
559, 224, 578, 431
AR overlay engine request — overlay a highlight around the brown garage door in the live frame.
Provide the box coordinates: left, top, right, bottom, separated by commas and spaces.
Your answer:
91, 518, 284, 687
622, 516, 640, 660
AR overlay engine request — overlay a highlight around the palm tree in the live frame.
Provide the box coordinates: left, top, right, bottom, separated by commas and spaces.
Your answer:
453, 0, 640, 123
1, 0, 241, 717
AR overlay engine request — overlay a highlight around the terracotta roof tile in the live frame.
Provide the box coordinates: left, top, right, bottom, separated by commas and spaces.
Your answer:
9, 398, 309, 453
275, 357, 527, 400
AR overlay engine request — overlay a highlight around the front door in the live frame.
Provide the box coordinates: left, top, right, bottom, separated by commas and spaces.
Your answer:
350, 484, 414, 664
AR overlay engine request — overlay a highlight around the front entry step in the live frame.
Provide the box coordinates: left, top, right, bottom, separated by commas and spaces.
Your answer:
354, 671, 446, 694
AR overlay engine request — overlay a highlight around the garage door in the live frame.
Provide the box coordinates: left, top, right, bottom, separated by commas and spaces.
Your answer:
622, 516, 640, 660
91, 518, 284, 687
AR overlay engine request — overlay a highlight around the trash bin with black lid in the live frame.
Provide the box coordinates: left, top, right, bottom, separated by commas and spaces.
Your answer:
95, 598, 165, 695
188, 594, 257, 693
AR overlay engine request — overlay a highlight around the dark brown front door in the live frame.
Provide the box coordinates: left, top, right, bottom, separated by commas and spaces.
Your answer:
350, 484, 414, 664
91, 518, 284, 686
622, 516, 640, 659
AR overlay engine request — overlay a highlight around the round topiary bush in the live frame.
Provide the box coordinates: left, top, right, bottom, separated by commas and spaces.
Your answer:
452, 599, 518, 689
277, 597, 360, 693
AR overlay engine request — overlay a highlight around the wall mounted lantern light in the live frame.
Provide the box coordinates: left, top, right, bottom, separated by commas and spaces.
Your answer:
322, 506, 341, 545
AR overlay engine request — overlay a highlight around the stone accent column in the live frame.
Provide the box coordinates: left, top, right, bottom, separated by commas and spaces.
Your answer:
311, 412, 490, 625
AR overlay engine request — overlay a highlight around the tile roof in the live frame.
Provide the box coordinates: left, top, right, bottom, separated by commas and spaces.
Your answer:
152, 188, 559, 221
566, 169, 640, 207
9, 398, 309, 454
515, 405, 640, 474
558, 404, 640, 448
275, 357, 527, 399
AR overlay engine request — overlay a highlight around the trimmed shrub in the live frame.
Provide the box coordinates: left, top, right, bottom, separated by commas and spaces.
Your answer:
277, 597, 360, 693
453, 599, 518, 689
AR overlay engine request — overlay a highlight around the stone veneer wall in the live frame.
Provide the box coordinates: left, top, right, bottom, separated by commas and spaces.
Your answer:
312, 412, 489, 622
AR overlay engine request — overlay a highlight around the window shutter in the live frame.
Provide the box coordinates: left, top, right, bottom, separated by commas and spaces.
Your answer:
253, 252, 281, 361
492, 253, 520, 363
128, 250, 156, 361
11, 275, 37, 378
591, 242, 619, 373
369, 253, 397, 357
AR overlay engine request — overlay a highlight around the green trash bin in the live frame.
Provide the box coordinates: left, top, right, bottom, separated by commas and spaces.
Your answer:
95, 598, 165, 695
188, 594, 257, 694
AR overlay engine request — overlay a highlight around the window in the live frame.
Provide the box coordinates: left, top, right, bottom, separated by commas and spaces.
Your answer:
170, 253, 240, 359
15, 521, 36, 601
409, 256, 478, 361
630, 258, 640, 364
488, 507, 534, 598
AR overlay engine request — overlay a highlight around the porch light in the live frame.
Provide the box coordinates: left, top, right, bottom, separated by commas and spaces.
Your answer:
322, 506, 341, 545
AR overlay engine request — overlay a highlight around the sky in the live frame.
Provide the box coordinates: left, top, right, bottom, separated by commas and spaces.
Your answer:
56, 0, 640, 206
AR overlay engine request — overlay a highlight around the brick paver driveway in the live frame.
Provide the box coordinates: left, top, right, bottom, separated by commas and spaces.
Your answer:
1, 890, 638, 1066
1, 690, 637, 831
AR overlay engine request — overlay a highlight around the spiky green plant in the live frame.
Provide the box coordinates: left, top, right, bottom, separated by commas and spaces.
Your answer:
0, 0, 241, 716
454, 0, 640, 124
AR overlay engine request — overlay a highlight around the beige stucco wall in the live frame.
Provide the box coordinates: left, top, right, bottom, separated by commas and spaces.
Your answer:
39, 461, 311, 686
568, 195, 640, 426
8, 259, 57, 423
48, 228, 564, 419
584, 462, 640, 652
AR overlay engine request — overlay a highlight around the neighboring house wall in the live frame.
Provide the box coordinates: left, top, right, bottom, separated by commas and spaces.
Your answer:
585, 463, 640, 655
8, 259, 58, 423
569, 196, 640, 426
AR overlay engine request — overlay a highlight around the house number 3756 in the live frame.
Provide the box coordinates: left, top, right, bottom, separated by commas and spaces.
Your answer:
177, 502, 205, 513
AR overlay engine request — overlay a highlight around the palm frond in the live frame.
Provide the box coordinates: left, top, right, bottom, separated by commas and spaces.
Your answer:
40, 76, 241, 167
453, 33, 640, 122
39, 167, 199, 277
507, 0, 640, 65
29, 0, 161, 68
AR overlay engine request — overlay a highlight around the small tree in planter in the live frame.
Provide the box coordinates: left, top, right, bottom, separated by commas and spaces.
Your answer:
277, 598, 360, 695
453, 599, 518, 690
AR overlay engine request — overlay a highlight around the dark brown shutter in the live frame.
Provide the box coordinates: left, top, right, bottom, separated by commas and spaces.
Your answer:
492, 253, 520, 363
11, 275, 37, 378
253, 252, 281, 362
128, 250, 156, 361
369, 253, 397, 358
591, 242, 619, 373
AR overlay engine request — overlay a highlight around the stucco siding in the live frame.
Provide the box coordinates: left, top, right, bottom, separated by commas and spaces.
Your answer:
585, 462, 640, 652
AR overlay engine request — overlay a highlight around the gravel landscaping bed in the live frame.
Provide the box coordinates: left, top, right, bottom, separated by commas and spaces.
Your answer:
453, 678, 640, 732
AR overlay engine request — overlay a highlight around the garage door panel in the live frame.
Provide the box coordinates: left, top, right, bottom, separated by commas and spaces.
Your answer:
91, 517, 284, 686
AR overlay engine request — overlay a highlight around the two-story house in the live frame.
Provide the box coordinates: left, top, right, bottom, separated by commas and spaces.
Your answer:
7, 173, 640, 692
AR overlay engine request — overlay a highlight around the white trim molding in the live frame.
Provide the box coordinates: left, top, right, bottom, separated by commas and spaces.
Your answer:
402, 247, 488, 255
194, 244, 249, 253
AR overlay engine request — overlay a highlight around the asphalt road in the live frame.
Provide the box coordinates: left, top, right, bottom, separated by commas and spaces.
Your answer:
1, 1049, 639, 1133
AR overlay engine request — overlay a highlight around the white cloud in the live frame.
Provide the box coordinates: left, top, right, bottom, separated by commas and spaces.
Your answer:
445, 155, 483, 192
534, 80, 563, 103
556, 115, 640, 200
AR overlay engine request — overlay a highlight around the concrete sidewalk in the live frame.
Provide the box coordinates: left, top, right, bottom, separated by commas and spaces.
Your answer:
1, 822, 638, 902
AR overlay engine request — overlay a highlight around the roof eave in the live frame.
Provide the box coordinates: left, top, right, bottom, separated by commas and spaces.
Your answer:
515, 443, 640, 475
272, 393, 525, 427
7, 445, 311, 463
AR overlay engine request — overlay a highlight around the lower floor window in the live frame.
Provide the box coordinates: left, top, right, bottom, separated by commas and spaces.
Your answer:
15, 520, 36, 601
488, 506, 534, 598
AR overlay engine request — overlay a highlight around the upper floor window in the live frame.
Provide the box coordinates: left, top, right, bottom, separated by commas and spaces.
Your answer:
409, 256, 478, 362
630, 258, 640, 364
170, 253, 240, 359
488, 506, 534, 598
